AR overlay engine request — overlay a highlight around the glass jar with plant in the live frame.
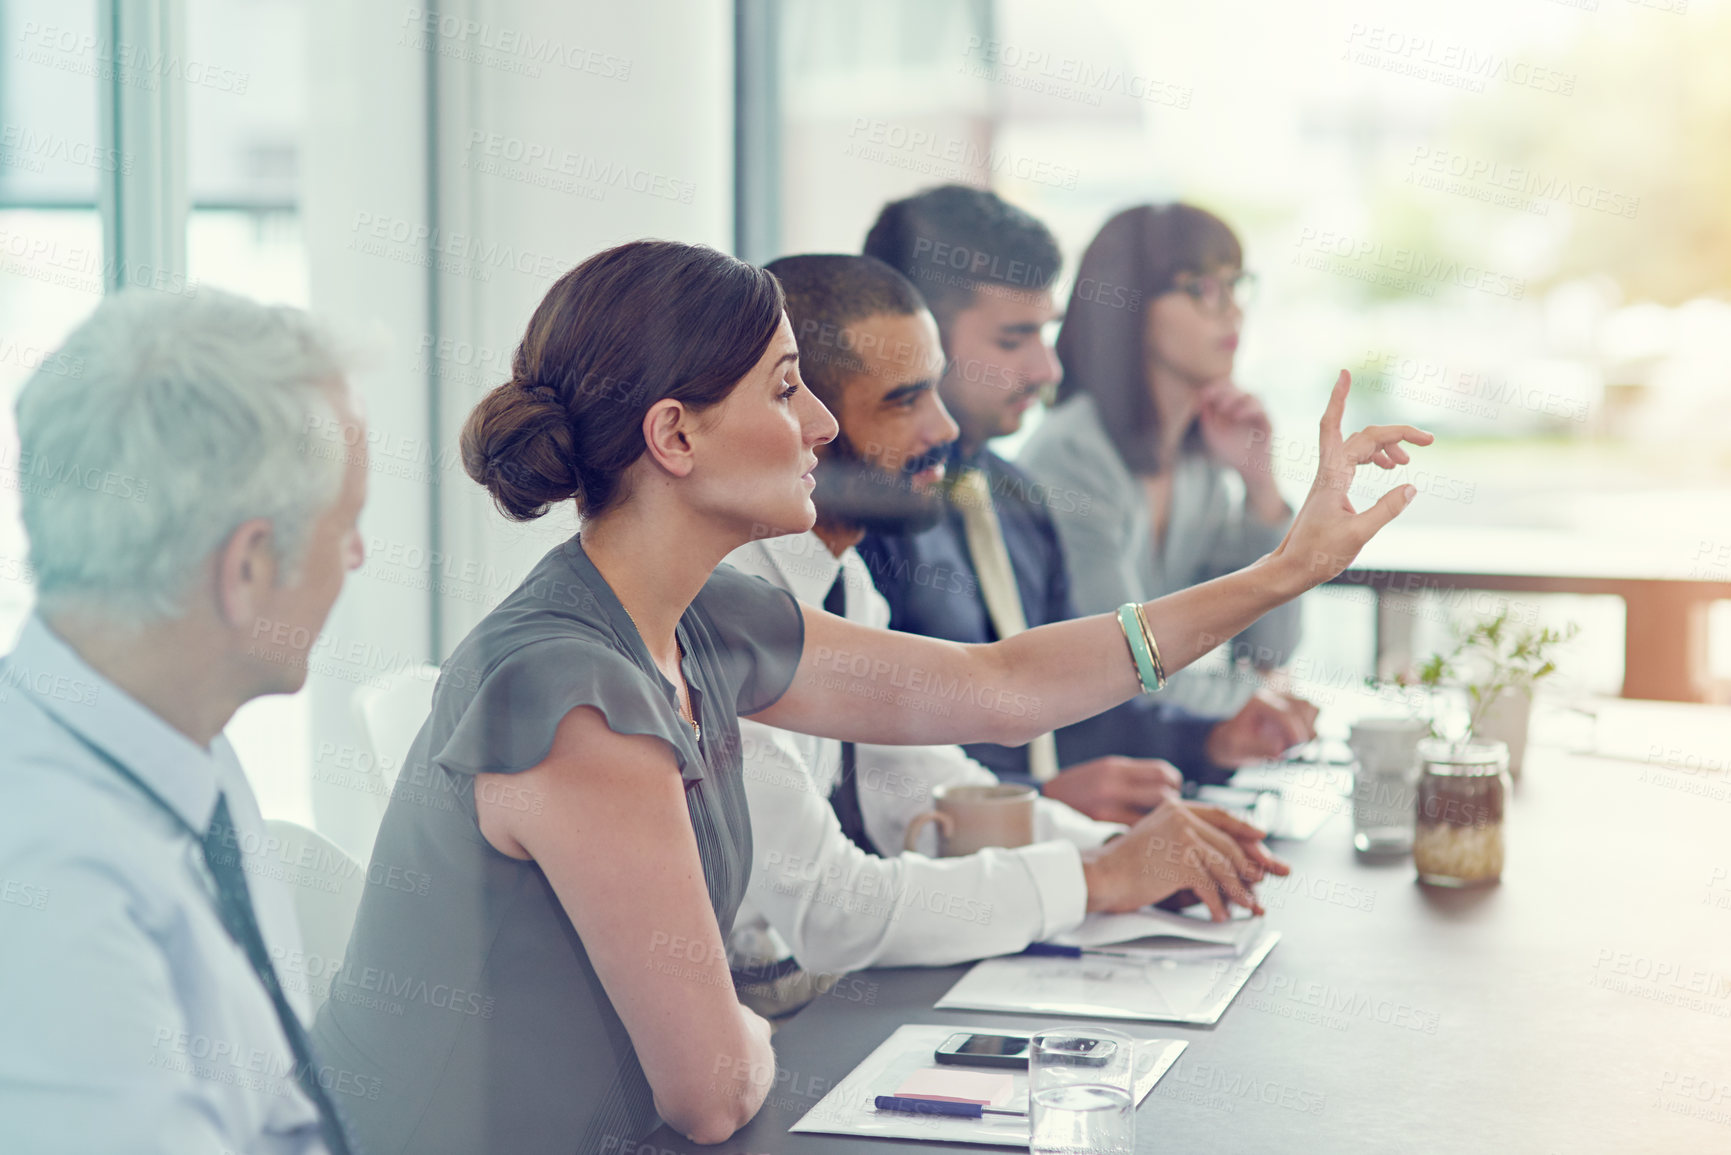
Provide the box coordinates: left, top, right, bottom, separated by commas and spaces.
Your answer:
1404, 611, 1577, 885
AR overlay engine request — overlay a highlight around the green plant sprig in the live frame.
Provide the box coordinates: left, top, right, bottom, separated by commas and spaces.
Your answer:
1412, 610, 1579, 744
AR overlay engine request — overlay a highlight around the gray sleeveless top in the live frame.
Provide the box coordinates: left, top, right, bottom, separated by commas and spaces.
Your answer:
311, 536, 804, 1155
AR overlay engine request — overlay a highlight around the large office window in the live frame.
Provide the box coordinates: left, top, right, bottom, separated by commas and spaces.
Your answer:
0, 0, 322, 821
760, 0, 1731, 702
0, 1, 105, 648
184, 0, 306, 305
774, 0, 994, 255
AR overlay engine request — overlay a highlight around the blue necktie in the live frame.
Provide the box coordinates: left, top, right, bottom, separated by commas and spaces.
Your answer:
203, 795, 357, 1155
823, 574, 874, 854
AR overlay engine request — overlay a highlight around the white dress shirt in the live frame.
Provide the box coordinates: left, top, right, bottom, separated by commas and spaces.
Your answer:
724, 531, 1123, 975
0, 616, 327, 1155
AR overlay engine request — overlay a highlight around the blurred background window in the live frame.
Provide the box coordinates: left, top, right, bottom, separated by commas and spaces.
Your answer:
0, 0, 105, 650
184, 0, 306, 305
759, 0, 1731, 703
0, 0, 315, 818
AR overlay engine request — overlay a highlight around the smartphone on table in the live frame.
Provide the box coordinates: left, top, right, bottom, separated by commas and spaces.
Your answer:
933, 1031, 1120, 1069
933, 1032, 1030, 1069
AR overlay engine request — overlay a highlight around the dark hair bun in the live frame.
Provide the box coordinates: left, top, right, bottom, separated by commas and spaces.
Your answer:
460, 378, 583, 522
460, 240, 786, 523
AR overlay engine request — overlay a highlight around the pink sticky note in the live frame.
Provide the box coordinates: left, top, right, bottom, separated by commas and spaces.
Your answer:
895, 1067, 1016, 1106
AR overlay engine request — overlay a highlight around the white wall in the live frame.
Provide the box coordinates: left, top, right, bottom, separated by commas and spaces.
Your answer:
429, 0, 736, 648
286, 0, 734, 860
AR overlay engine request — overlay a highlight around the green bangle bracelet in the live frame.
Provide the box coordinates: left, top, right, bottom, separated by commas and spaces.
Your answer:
1133, 602, 1167, 691
1116, 603, 1162, 695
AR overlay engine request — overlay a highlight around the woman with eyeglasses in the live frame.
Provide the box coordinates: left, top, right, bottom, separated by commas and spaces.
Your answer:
1021, 204, 1302, 717
312, 238, 1427, 1155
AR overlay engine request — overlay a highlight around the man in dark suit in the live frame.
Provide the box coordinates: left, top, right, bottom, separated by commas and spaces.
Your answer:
858, 185, 1317, 825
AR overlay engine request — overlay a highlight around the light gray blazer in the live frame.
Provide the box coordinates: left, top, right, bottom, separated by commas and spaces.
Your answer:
1018, 394, 1302, 714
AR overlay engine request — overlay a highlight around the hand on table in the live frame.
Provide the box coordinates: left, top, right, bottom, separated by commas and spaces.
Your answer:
1204, 688, 1320, 769
1080, 799, 1290, 921
1041, 755, 1184, 825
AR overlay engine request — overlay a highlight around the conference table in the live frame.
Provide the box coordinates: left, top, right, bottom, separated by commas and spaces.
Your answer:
650, 699, 1731, 1153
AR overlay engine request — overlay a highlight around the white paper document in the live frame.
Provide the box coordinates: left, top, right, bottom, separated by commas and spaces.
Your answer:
788, 1023, 1187, 1148
935, 928, 1281, 1024
1049, 908, 1265, 954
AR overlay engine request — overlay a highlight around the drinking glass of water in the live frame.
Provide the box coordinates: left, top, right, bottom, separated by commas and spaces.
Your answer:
1028, 1027, 1135, 1155
1349, 717, 1428, 853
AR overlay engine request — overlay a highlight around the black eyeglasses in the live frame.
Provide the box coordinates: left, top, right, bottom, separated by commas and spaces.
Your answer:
1170, 270, 1258, 313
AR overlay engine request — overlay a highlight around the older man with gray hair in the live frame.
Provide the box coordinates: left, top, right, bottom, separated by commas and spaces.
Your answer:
0, 289, 367, 1154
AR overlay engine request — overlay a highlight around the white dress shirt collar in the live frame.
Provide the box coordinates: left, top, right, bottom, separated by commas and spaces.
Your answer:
731, 530, 850, 609
5, 613, 223, 836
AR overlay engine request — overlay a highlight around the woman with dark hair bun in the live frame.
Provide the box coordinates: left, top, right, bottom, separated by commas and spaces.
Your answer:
1023, 204, 1304, 716
315, 238, 1429, 1154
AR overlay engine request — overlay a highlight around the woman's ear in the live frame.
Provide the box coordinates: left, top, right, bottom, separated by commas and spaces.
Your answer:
641, 398, 697, 478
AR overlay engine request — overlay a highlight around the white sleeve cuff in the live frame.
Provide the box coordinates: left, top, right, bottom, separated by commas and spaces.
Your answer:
1016, 840, 1091, 941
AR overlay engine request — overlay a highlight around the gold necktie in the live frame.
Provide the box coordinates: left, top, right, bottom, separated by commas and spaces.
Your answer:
953, 468, 1061, 784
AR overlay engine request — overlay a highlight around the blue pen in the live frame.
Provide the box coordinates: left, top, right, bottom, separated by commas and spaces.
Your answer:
873, 1094, 1026, 1118
1021, 941, 1236, 961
